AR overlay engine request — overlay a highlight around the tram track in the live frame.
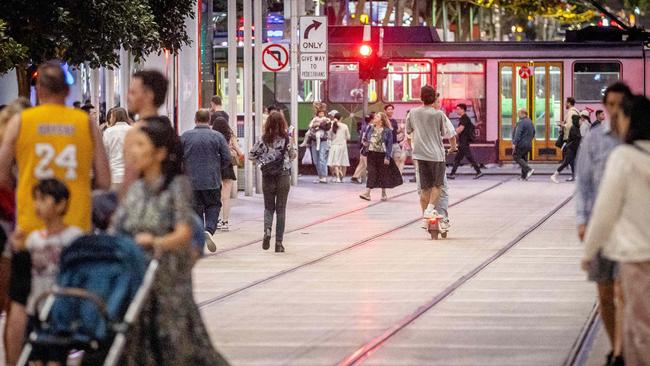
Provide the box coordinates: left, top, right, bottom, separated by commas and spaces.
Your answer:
564, 303, 602, 366
206, 186, 421, 257
336, 194, 574, 366
197, 177, 512, 309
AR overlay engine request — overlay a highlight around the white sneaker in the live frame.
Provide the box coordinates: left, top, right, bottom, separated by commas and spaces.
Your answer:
423, 207, 439, 219
439, 218, 451, 230
526, 169, 535, 180
204, 231, 217, 252
319, 178, 327, 184
550, 171, 559, 183
220, 221, 229, 232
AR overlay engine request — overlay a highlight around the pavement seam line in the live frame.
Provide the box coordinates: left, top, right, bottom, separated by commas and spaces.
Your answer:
206, 187, 420, 257
336, 194, 573, 366
197, 178, 511, 309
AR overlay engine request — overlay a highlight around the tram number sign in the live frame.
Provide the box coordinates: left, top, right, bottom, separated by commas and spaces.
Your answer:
262, 43, 289, 73
518, 66, 532, 79
300, 53, 327, 80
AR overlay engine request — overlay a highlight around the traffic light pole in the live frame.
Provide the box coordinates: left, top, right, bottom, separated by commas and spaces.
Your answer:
362, 81, 369, 120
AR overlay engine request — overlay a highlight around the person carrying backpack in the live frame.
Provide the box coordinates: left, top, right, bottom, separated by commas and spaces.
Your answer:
249, 112, 297, 253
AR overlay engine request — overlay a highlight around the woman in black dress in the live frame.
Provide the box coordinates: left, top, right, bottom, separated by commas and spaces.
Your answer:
212, 117, 243, 231
359, 112, 403, 201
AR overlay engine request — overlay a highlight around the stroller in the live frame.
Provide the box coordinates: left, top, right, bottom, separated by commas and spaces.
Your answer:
18, 234, 159, 366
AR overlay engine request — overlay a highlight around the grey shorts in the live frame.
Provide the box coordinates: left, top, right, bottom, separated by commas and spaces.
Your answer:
415, 159, 446, 189
588, 250, 618, 283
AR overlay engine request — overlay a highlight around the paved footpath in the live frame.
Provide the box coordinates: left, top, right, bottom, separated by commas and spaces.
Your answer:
193, 176, 599, 366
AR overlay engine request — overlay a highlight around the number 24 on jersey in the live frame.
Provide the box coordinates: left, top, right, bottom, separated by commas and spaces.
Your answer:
34, 143, 78, 180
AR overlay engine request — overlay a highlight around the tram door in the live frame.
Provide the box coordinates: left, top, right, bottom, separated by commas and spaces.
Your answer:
215, 63, 244, 115
498, 62, 563, 161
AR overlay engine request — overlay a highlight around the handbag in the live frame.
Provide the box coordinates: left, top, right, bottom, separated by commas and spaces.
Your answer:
301, 147, 313, 165
229, 139, 244, 168
260, 137, 289, 176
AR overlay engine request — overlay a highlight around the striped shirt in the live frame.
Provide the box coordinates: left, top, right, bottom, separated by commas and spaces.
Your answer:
575, 123, 620, 225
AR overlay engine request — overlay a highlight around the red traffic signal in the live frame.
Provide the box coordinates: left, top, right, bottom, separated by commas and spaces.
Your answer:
359, 44, 373, 57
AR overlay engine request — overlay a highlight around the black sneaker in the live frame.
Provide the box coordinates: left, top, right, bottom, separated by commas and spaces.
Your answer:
350, 177, 360, 183
447, 174, 456, 180
473, 172, 484, 179
262, 235, 271, 250
612, 355, 624, 366
275, 242, 285, 253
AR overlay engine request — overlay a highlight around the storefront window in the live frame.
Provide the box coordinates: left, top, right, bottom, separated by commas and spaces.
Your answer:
382, 62, 431, 102
327, 63, 376, 103
437, 62, 487, 142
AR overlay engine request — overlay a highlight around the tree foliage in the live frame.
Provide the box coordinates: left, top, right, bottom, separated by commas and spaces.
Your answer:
1, 0, 195, 71
471, 0, 596, 24
0, 19, 27, 75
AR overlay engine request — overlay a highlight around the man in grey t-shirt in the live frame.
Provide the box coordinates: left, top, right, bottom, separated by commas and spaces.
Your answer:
406, 86, 457, 218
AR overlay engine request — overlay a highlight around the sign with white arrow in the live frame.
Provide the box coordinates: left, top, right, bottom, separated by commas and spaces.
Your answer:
299, 16, 328, 53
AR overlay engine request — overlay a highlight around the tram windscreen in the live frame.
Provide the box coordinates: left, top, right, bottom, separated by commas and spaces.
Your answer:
436, 62, 487, 142
573, 62, 621, 102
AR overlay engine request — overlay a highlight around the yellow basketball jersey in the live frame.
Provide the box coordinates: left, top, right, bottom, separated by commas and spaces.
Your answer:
16, 104, 93, 233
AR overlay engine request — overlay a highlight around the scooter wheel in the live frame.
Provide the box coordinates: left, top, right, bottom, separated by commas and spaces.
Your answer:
441, 232, 447, 239
430, 230, 439, 240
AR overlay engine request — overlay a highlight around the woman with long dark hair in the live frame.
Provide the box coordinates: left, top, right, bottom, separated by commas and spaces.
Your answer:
583, 95, 650, 365
113, 120, 229, 365
250, 111, 296, 252
359, 112, 403, 201
212, 116, 243, 231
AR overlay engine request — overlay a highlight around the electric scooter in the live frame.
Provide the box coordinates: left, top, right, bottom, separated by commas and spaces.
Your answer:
426, 215, 448, 240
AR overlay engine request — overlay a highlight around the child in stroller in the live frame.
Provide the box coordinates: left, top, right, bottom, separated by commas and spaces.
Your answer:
12, 179, 83, 363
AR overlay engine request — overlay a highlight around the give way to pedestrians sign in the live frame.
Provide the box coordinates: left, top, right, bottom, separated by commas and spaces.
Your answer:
262, 43, 289, 73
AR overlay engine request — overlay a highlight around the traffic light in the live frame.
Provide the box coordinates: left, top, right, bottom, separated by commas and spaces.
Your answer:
28, 64, 38, 87
357, 43, 388, 82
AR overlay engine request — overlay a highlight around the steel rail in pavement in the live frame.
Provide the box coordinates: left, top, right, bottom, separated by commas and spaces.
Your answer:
198, 178, 512, 308
564, 303, 602, 366
337, 194, 573, 366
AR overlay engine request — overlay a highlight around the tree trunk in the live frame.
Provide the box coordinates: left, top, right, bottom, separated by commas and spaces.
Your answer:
16, 63, 30, 99
383, 0, 395, 26
353, 0, 366, 25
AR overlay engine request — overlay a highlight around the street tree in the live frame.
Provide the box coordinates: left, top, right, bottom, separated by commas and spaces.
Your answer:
2, 0, 194, 98
0, 19, 27, 76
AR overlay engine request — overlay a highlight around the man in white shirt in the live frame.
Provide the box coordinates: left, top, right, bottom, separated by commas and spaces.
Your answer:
102, 107, 132, 189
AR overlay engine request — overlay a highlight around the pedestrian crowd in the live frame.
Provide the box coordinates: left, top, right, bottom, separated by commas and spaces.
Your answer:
1, 59, 647, 366
0, 61, 233, 365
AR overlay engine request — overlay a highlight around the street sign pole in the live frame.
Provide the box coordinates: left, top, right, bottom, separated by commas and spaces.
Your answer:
290, 0, 299, 186
227, 0, 237, 199
254, 0, 263, 194
244, 0, 254, 196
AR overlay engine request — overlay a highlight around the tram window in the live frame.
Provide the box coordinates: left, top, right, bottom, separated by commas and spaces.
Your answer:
382, 62, 431, 102
573, 62, 620, 101
327, 63, 377, 103
275, 73, 324, 103
437, 62, 487, 142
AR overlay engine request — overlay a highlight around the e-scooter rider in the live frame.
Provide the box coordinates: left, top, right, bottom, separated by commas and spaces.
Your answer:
406, 86, 457, 219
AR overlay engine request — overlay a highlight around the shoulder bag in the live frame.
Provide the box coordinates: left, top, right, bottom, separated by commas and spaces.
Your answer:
260, 137, 289, 176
